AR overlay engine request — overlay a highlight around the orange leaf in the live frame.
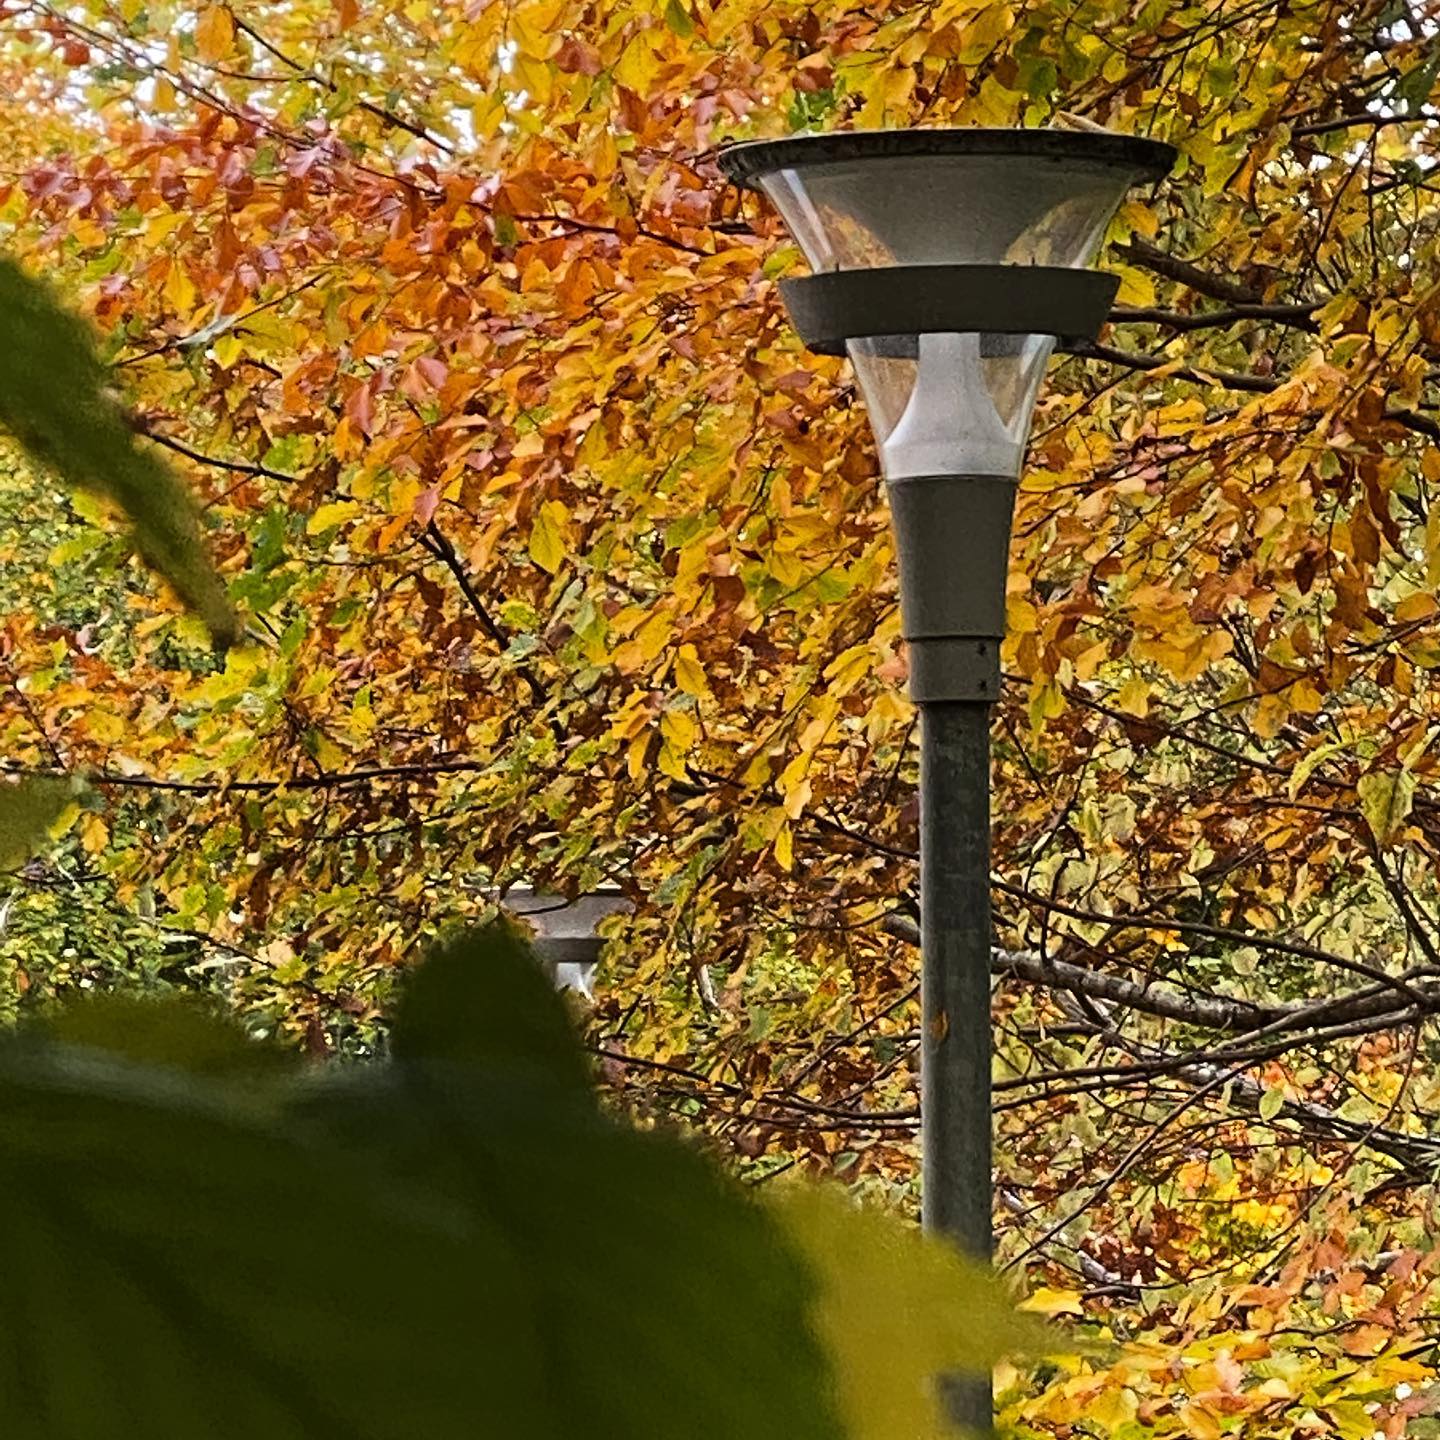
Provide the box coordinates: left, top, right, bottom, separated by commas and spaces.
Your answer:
195, 5, 236, 62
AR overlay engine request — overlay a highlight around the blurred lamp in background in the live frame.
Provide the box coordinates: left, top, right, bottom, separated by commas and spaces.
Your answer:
497, 886, 631, 998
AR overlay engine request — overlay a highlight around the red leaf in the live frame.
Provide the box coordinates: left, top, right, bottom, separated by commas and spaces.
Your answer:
412, 485, 440, 526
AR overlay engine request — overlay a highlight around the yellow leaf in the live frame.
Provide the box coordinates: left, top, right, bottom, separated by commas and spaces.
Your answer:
823, 643, 873, 693
311, 733, 346, 770
308, 500, 363, 534
674, 644, 709, 697
1005, 596, 1039, 635
375, 511, 409, 553
591, 128, 619, 181
81, 812, 110, 854
48, 800, 81, 842
778, 754, 812, 820
1115, 201, 1159, 238
614, 32, 661, 92
773, 822, 794, 871
195, 4, 236, 62
513, 54, 553, 105
1288, 739, 1345, 800
472, 94, 507, 141
1179, 1402, 1223, 1440
212, 333, 243, 369
1028, 679, 1065, 727
1358, 769, 1416, 847
742, 751, 771, 788
636, 611, 671, 662
511, 0, 566, 51
1019, 1286, 1084, 1317
163, 261, 197, 318
956, 2, 1015, 62
661, 707, 697, 754
657, 741, 688, 781
1088, 1385, 1139, 1430
528, 499, 568, 574
1113, 265, 1156, 307
627, 731, 650, 782
609, 692, 652, 742
1396, 591, 1438, 623
768, 1188, 1054, 1440
84, 708, 126, 743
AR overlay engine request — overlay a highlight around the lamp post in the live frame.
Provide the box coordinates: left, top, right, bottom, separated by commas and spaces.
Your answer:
719, 126, 1173, 1423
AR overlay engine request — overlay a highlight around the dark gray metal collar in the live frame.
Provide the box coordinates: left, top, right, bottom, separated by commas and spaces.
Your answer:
780, 264, 1119, 352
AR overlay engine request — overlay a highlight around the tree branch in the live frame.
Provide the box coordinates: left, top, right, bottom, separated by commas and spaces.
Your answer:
1110, 301, 1319, 334
1115, 236, 1270, 306
881, 910, 1440, 1043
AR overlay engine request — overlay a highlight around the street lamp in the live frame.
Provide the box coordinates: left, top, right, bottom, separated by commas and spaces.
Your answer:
497, 885, 631, 997
719, 122, 1172, 1372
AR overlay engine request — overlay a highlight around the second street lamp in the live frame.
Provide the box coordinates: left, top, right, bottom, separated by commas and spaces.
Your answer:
718, 129, 1174, 1270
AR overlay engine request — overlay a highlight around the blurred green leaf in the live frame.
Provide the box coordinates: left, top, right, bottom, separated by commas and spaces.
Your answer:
0, 257, 236, 647
326, 922, 844, 1440
32, 993, 294, 1082
390, 919, 592, 1094
0, 1039, 549, 1439
0, 774, 77, 869
771, 1188, 1056, 1440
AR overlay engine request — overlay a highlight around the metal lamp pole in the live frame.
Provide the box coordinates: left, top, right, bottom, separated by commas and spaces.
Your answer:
719, 129, 1174, 1427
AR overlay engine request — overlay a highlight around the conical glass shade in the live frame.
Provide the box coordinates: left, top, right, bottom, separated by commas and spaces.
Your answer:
721, 129, 1173, 479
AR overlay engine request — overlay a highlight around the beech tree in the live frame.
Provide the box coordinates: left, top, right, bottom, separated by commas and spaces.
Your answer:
5, 0, 1440, 1431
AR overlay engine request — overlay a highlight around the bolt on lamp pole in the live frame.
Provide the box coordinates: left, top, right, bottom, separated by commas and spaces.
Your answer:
719, 127, 1173, 1425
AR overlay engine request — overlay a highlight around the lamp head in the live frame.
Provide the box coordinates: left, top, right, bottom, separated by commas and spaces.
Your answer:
719, 128, 1174, 480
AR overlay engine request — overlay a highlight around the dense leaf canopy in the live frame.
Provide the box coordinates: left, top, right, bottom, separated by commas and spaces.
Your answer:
7, 0, 1440, 1432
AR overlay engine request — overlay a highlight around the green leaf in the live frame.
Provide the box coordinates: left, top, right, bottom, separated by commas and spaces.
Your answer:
1394, 44, 1440, 114
663, 0, 695, 36
391, 920, 593, 1094
0, 773, 79, 869
0, 257, 236, 647
1259, 1084, 1286, 1121
770, 1187, 1056, 1440
493, 211, 520, 247
1358, 768, 1416, 847
0, 1041, 549, 1439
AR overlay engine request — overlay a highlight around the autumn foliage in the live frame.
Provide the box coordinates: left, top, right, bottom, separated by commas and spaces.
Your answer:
6, 0, 1440, 1431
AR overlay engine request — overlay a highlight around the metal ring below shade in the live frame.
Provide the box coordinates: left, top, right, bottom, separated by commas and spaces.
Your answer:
777, 265, 1121, 354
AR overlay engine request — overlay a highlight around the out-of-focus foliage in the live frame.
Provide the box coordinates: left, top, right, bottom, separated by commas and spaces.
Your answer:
0, 258, 235, 645
0, 774, 73, 868
7, 0, 1440, 1432
0, 919, 1046, 1440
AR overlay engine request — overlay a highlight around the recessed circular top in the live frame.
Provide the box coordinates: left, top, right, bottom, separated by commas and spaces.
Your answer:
718, 126, 1176, 189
